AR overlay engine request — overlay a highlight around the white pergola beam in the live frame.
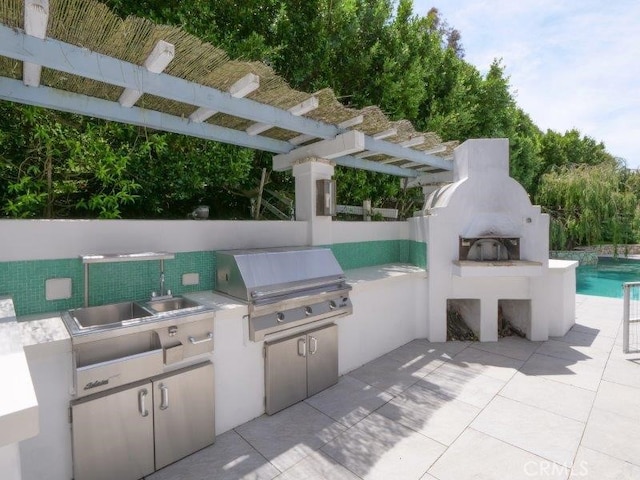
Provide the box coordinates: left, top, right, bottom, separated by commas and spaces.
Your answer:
288, 133, 315, 145
399, 136, 426, 148
23, 0, 49, 87
1, 26, 452, 173
0, 77, 418, 178
376, 136, 429, 164
190, 72, 259, 123
288, 115, 363, 145
247, 97, 318, 136
273, 131, 364, 171
354, 128, 399, 158
337, 115, 364, 129
398, 145, 448, 168
406, 170, 454, 189
119, 40, 175, 107
373, 128, 397, 140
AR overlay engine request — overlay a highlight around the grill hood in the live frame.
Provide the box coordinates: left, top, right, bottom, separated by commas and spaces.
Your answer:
216, 247, 352, 341
216, 247, 347, 303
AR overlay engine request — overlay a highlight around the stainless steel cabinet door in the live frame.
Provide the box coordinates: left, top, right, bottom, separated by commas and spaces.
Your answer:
72, 382, 154, 480
153, 362, 215, 470
306, 324, 338, 397
265, 334, 308, 414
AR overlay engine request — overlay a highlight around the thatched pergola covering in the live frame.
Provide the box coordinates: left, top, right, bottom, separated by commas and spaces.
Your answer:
0, 0, 456, 178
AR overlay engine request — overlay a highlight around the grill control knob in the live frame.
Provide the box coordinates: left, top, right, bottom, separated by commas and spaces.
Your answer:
276, 312, 285, 323
304, 306, 313, 316
329, 300, 337, 310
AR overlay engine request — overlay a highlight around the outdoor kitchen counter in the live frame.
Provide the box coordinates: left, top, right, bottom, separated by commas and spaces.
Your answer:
0, 299, 70, 451
344, 263, 427, 288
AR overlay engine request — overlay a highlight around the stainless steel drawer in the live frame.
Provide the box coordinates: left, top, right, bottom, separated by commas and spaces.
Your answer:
76, 349, 163, 397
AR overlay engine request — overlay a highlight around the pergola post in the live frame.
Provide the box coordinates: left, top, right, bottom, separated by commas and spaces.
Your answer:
292, 158, 335, 246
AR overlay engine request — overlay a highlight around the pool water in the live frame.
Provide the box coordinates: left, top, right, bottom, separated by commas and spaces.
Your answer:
576, 257, 640, 298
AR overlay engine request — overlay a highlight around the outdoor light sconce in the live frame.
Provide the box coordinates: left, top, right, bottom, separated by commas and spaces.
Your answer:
316, 179, 336, 216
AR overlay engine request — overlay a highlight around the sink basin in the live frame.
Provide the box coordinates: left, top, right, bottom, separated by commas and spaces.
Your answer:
146, 297, 200, 313
70, 301, 154, 329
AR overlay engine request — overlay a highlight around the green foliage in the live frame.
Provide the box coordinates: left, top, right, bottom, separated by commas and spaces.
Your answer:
0, 104, 139, 218
536, 163, 639, 249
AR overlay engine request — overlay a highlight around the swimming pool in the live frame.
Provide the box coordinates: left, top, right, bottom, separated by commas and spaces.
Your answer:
576, 257, 640, 298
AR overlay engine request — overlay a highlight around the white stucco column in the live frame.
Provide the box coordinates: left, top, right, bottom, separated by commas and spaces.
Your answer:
292, 157, 335, 245
0, 443, 22, 480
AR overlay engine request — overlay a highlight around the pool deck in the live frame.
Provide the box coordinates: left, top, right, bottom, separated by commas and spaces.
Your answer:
146, 294, 640, 479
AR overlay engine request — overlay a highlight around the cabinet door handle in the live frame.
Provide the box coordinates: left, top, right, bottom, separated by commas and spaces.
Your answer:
138, 388, 149, 417
309, 336, 318, 355
189, 332, 213, 345
297, 338, 306, 357
159, 383, 169, 410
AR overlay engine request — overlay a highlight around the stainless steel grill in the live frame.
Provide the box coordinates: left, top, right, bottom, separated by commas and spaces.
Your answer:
215, 247, 352, 341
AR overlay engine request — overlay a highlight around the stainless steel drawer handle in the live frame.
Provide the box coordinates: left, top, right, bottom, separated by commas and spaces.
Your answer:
297, 337, 307, 357
309, 336, 318, 355
138, 388, 149, 417
188, 332, 213, 345
159, 383, 169, 410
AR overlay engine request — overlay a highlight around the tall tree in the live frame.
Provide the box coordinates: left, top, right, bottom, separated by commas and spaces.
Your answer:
536, 163, 638, 249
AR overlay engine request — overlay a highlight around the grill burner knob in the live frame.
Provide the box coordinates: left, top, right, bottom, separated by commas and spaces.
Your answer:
329, 300, 337, 310
276, 312, 285, 323
304, 306, 313, 316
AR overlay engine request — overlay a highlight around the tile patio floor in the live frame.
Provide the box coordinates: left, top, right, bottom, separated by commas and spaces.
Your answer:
147, 295, 640, 479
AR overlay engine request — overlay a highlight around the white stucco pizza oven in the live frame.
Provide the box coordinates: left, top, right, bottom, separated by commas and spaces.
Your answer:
420, 138, 576, 342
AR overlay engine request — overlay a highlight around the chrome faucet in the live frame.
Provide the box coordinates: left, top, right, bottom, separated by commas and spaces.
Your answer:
151, 259, 173, 300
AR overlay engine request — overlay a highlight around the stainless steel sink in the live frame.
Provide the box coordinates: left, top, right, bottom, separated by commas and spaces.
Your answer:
69, 301, 154, 330
146, 297, 200, 313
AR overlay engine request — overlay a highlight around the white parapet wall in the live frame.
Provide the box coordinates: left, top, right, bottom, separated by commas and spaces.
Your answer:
0, 220, 309, 261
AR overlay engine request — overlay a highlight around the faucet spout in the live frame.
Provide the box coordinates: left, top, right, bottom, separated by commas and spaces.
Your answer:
151, 259, 173, 301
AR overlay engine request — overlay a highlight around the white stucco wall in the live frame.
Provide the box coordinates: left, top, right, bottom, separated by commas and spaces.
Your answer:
0, 444, 21, 480
0, 220, 309, 261
19, 341, 73, 480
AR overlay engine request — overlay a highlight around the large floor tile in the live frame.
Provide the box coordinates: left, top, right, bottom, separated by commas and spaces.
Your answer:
593, 380, 640, 421
383, 340, 448, 375
305, 375, 393, 428
418, 364, 505, 408
449, 347, 524, 381
469, 337, 541, 361
377, 384, 480, 445
235, 402, 346, 472
552, 330, 616, 353
602, 357, 640, 389
520, 353, 604, 391
428, 429, 569, 480
569, 446, 640, 479
414, 339, 471, 358
348, 354, 424, 395
536, 340, 608, 368
500, 373, 595, 422
147, 430, 279, 480
471, 396, 584, 466
277, 451, 360, 480
582, 408, 640, 466
322, 412, 445, 480
571, 322, 620, 339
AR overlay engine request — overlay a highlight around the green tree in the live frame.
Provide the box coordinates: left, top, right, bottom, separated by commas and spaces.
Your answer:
536, 163, 638, 249
0, 104, 139, 218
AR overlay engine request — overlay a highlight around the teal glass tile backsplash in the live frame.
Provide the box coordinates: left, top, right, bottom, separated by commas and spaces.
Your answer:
0, 242, 423, 318
0, 259, 83, 317
330, 240, 427, 270
0, 251, 216, 318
